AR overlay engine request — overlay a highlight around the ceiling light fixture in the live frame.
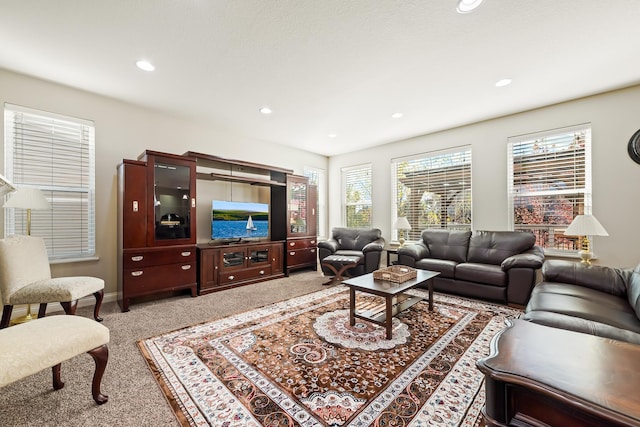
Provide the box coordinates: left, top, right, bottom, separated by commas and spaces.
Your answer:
495, 78, 512, 87
391, 113, 404, 119
259, 107, 272, 115
136, 60, 155, 72
456, 0, 484, 13
328, 134, 337, 138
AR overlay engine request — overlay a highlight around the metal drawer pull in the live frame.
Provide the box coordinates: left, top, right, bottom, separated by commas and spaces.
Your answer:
259, 270, 265, 275
131, 256, 143, 262
181, 251, 191, 257
310, 249, 316, 253
228, 275, 235, 280
181, 265, 191, 270
290, 251, 296, 256
131, 271, 143, 277
289, 242, 295, 246
310, 240, 316, 244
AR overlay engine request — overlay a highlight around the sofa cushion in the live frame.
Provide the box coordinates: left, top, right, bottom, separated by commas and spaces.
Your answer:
525, 282, 640, 334
333, 228, 382, 251
415, 258, 457, 279
455, 263, 506, 287
422, 229, 471, 263
467, 231, 535, 265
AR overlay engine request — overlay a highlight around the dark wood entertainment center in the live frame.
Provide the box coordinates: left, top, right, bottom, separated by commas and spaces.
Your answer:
117, 150, 317, 310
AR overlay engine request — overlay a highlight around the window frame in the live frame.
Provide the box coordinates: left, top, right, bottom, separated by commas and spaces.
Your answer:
507, 123, 592, 256
4, 103, 96, 261
341, 163, 372, 228
391, 147, 472, 241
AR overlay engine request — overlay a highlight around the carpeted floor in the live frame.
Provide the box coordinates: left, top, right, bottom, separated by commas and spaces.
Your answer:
0, 270, 329, 427
138, 286, 521, 426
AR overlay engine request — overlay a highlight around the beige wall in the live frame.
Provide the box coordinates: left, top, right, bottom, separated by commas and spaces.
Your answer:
0, 69, 328, 298
328, 84, 640, 268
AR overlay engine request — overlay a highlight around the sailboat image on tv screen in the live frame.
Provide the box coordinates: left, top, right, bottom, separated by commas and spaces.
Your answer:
246, 215, 257, 231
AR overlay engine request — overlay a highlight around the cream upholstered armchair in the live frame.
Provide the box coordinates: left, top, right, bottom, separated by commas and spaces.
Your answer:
0, 235, 105, 329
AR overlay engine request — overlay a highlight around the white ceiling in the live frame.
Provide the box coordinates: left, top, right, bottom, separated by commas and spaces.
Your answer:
1, 1, 640, 156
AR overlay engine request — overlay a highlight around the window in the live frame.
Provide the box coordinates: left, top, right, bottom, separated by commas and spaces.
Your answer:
507, 124, 591, 253
391, 148, 472, 240
342, 164, 372, 228
4, 104, 96, 260
304, 166, 326, 238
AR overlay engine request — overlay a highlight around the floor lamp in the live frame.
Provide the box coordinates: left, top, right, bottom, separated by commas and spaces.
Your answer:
3, 185, 51, 323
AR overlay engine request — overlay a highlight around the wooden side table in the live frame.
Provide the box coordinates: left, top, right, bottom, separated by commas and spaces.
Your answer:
476, 319, 640, 427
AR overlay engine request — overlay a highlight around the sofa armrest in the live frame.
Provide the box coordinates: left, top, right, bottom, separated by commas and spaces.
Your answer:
317, 239, 339, 253
501, 246, 544, 271
397, 242, 429, 260
362, 238, 385, 253
541, 259, 630, 297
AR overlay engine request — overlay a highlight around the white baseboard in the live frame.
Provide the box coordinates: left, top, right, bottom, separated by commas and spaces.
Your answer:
8, 291, 119, 319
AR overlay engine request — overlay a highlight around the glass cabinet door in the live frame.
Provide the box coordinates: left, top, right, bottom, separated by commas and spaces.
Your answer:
249, 247, 269, 265
288, 179, 307, 235
147, 156, 195, 245
222, 250, 245, 268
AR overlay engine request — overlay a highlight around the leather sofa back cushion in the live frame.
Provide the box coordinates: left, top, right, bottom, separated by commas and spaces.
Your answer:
332, 227, 382, 251
542, 260, 629, 298
467, 231, 535, 265
628, 264, 640, 318
422, 229, 471, 263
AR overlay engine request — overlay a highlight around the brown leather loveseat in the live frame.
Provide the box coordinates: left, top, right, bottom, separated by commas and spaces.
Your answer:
522, 260, 640, 345
397, 229, 544, 305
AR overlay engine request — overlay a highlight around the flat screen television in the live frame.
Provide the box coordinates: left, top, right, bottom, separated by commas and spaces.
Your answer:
211, 200, 269, 240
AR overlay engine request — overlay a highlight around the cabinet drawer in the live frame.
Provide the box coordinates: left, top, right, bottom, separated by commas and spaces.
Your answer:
124, 247, 196, 268
287, 247, 317, 266
286, 237, 317, 250
124, 262, 196, 294
218, 265, 272, 285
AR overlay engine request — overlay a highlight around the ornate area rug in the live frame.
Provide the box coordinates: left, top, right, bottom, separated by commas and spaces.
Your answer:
138, 287, 521, 426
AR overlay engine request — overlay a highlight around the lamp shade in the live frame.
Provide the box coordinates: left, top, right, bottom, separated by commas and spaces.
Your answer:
564, 214, 608, 236
0, 173, 16, 197
394, 216, 411, 230
3, 186, 50, 210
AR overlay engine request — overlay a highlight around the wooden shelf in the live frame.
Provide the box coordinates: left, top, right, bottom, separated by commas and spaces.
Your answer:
184, 151, 293, 176
196, 172, 286, 187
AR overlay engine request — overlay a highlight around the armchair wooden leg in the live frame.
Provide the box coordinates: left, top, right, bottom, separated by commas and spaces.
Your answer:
1, 305, 13, 329
52, 363, 64, 390
60, 300, 79, 315
93, 290, 104, 322
38, 303, 48, 319
88, 344, 109, 405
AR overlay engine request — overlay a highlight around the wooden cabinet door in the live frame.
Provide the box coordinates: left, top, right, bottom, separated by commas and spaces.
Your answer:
120, 160, 147, 248
271, 242, 283, 274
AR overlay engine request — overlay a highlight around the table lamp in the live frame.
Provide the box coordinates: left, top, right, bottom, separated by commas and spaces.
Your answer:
563, 214, 608, 266
394, 216, 412, 247
3, 185, 50, 323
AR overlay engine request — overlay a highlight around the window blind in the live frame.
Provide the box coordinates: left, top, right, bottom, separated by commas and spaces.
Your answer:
391, 148, 472, 240
4, 104, 96, 260
342, 164, 372, 228
507, 124, 591, 252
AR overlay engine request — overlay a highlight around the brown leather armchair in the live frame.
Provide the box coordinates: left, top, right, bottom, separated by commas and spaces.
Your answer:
318, 228, 385, 278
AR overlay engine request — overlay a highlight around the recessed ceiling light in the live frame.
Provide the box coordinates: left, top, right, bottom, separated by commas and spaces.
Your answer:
259, 107, 273, 115
391, 113, 404, 119
328, 134, 337, 138
456, 0, 484, 13
136, 60, 155, 71
495, 78, 512, 87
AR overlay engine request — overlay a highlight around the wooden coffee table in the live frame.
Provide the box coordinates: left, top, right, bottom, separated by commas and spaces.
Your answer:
342, 269, 440, 339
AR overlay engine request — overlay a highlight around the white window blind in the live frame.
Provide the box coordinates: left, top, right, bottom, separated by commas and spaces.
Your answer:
507, 124, 591, 253
342, 164, 372, 228
4, 104, 96, 260
391, 147, 472, 240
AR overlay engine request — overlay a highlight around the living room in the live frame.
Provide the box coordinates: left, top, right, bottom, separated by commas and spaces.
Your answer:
2, 1, 640, 426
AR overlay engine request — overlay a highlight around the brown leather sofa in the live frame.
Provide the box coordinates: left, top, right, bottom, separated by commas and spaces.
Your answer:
522, 260, 640, 345
318, 228, 385, 278
397, 229, 544, 305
